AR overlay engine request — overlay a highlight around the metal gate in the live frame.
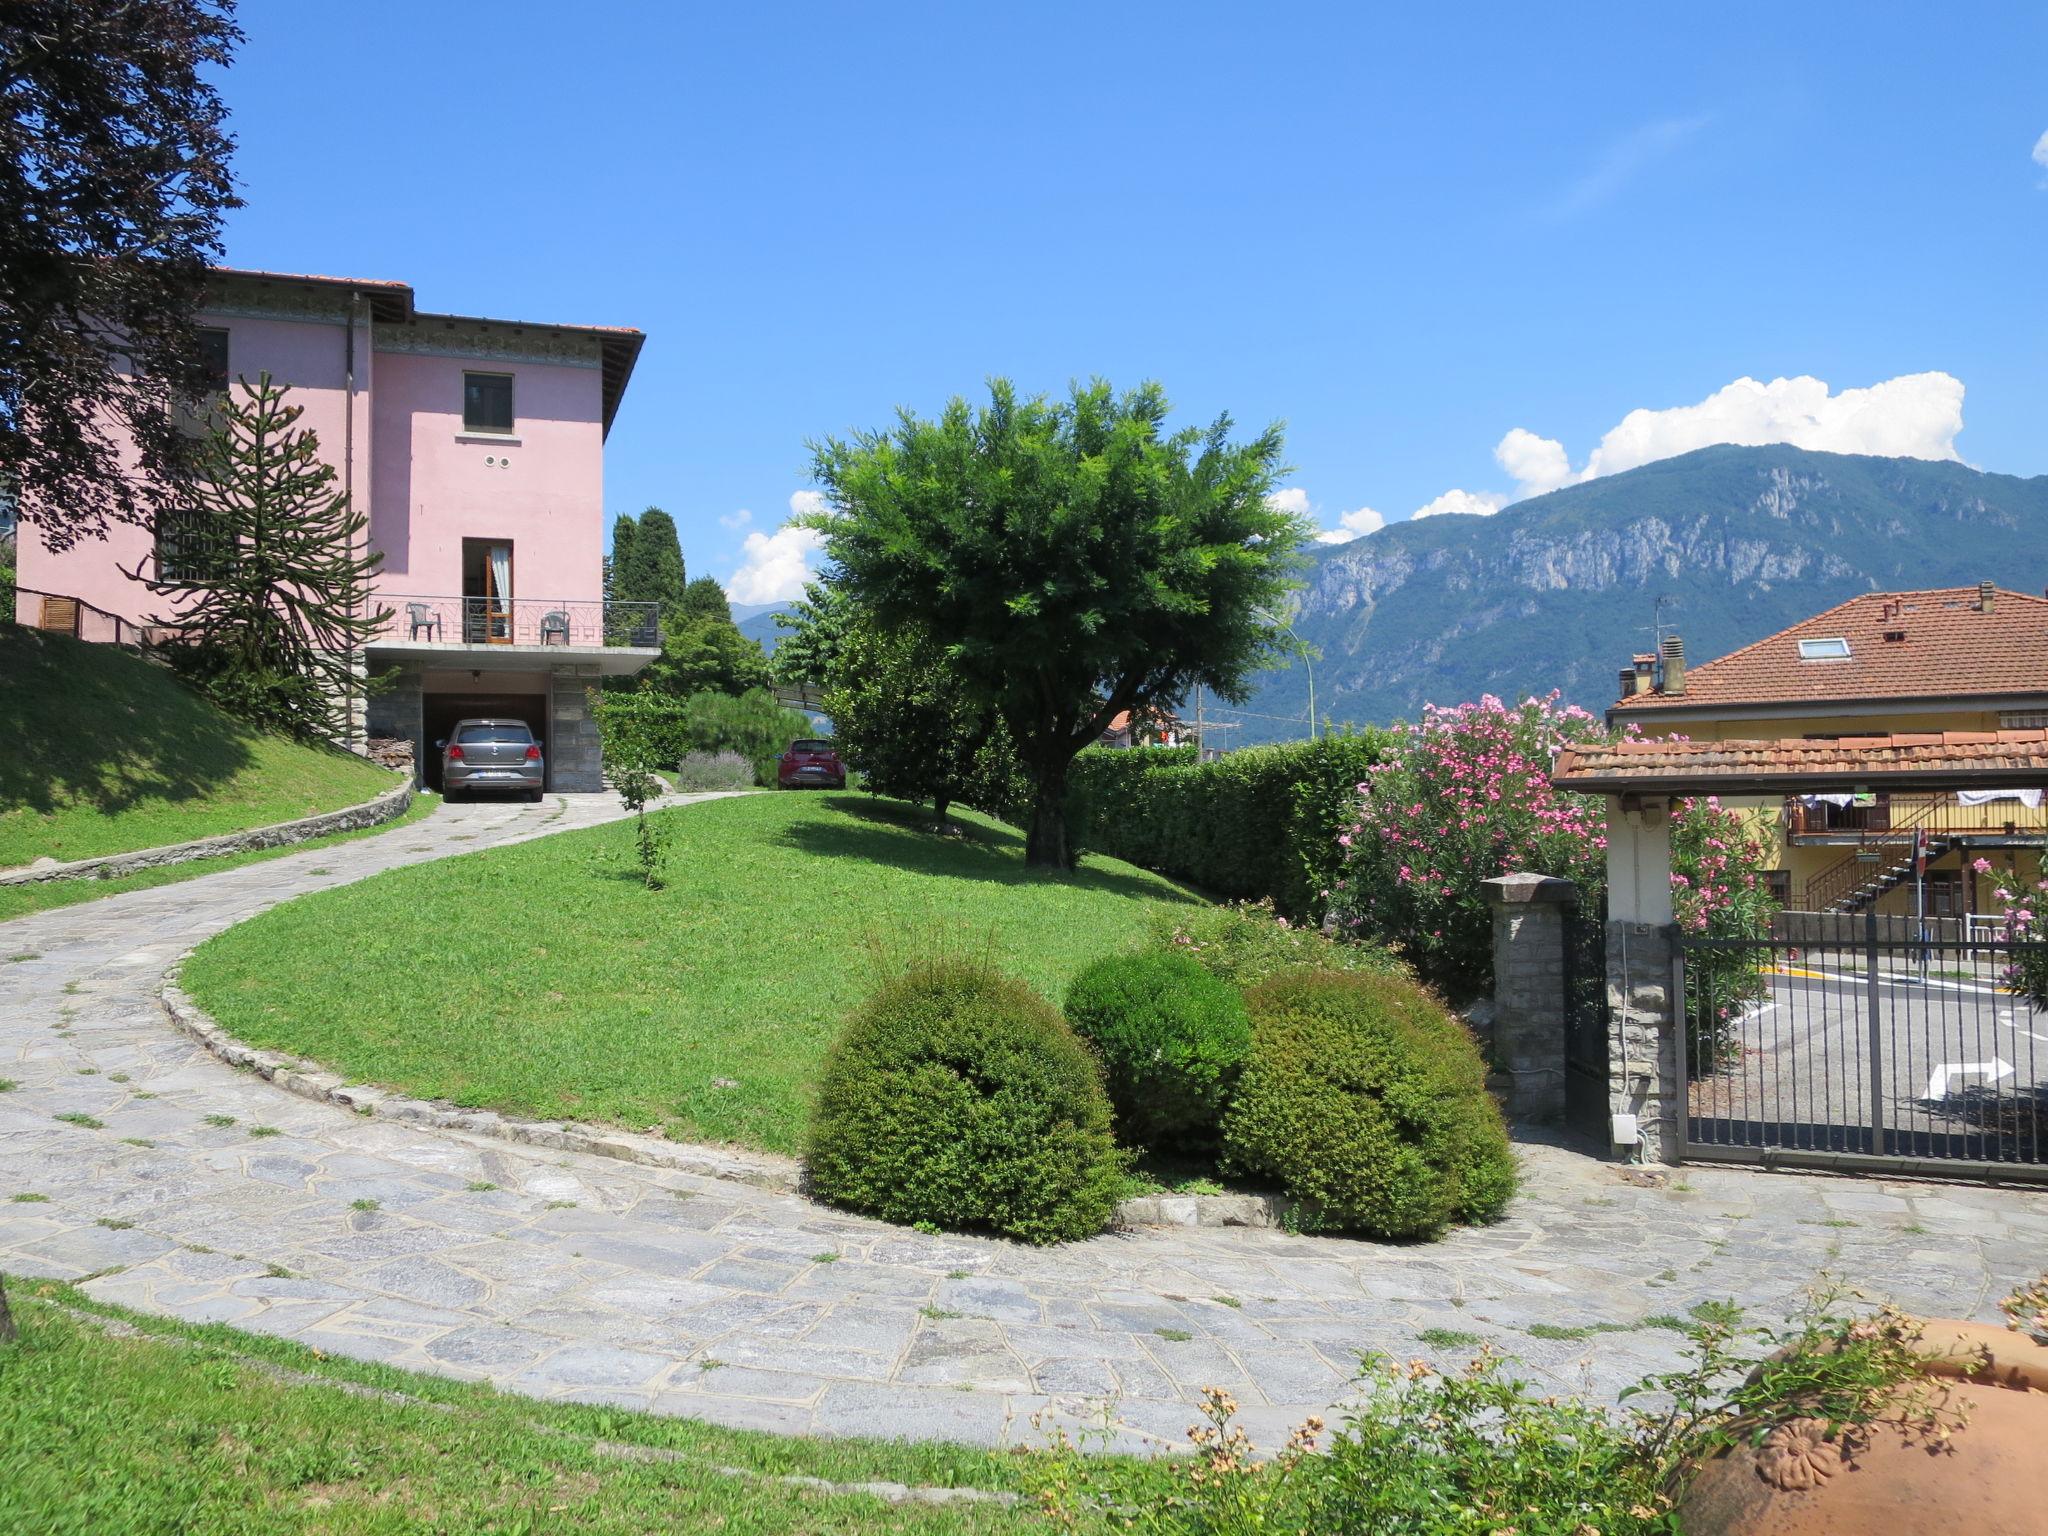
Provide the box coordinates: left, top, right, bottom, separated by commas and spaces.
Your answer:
1680, 912, 2048, 1180
1562, 893, 1610, 1142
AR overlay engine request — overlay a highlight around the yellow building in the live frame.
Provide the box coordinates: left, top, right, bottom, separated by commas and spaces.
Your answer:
1607, 582, 2048, 922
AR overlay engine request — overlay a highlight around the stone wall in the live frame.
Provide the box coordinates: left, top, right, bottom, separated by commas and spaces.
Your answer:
1480, 873, 1574, 1122
549, 665, 604, 791
0, 778, 413, 887
1606, 919, 1682, 1161
365, 667, 425, 785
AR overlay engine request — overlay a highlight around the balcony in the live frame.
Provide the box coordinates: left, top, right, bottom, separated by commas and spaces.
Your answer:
367, 596, 660, 674
1783, 791, 2047, 843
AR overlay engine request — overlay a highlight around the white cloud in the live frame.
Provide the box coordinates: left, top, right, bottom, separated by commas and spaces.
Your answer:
1494, 427, 1573, 499
1314, 505, 1387, 544
1410, 488, 1507, 520
2034, 128, 2048, 182
788, 489, 829, 518
727, 523, 824, 605
718, 508, 753, 530
1574, 372, 1964, 481
1267, 487, 1313, 517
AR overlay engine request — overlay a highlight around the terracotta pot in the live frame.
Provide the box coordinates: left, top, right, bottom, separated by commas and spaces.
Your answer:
1678, 1319, 2048, 1536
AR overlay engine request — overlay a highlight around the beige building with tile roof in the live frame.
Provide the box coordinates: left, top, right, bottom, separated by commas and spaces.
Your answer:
1604, 583, 2048, 918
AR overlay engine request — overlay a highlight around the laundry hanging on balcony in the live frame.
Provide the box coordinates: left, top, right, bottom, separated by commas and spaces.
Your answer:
1955, 787, 2043, 808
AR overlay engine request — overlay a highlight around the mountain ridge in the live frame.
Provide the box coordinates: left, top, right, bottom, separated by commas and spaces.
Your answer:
1233, 444, 2048, 740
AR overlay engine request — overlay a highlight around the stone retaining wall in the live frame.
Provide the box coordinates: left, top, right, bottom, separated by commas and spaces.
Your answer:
0, 777, 413, 888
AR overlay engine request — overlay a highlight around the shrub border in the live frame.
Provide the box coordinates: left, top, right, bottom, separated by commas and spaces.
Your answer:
1, 774, 413, 887
160, 956, 1302, 1231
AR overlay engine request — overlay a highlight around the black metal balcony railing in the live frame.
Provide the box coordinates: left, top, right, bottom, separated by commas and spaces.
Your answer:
372, 596, 660, 650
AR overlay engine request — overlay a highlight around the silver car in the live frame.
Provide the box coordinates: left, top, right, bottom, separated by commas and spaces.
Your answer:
440, 718, 545, 801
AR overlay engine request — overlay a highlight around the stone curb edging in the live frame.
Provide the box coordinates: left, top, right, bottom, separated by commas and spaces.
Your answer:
157, 964, 1285, 1232
158, 964, 803, 1195
0, 776, 415, 888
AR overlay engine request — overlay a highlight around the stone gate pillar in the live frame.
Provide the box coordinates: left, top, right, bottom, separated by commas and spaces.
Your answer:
1480, 872, 1576, 1122
1605, 796, 1683, 1162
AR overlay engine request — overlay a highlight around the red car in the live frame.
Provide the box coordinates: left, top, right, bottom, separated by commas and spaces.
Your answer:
777, 738, 846, 790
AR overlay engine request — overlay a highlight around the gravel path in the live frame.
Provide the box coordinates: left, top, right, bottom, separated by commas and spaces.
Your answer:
4, 791, 2044, 1452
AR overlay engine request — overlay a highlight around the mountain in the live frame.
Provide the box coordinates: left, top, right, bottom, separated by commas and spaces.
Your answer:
1233, 445, 2048, 742
737, 605, 795, 655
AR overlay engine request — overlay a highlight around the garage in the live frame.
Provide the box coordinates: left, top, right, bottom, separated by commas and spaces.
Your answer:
421, 691, 549, 792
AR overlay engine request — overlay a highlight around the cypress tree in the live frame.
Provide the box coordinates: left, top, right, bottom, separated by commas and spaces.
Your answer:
611, 505, 687, 621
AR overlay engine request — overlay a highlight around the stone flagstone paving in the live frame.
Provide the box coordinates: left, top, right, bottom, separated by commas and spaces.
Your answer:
3, 791, 2046, 1452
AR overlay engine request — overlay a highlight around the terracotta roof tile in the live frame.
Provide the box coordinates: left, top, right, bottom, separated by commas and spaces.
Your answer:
1554, 729, 2048, 792
1611, 586, 2048, 712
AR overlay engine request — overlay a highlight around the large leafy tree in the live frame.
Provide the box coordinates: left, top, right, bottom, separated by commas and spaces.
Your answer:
641, 614, 771, 698
608, 506, 687, 621
2, 0, 242, 552
679, 573, 734, 624
808, 379, 1308, 866
129, 373, 390, 743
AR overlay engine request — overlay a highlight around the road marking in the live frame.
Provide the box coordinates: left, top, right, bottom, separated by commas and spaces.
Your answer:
1994, 1009, 2048, 1045
1926, 1058, 2015, 1100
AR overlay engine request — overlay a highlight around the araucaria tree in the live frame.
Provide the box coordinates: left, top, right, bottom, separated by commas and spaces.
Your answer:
1, 0, 241, 551
132, 373, 390, 743
807, 379, 1308, 866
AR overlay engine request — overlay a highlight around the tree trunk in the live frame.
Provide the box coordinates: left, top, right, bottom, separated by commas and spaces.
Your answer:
933, 793, 951, 830
0, 1275, 16, 1345
1024, 764, 1069, 869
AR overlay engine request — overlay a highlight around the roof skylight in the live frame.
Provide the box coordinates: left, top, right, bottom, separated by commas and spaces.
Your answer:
1797, 637, 1852, 660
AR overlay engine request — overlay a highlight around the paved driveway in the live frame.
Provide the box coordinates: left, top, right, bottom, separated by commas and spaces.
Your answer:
4, 792, 2046, 1452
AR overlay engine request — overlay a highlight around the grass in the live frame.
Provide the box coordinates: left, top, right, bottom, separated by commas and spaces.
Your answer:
1415, 1327, 1482, 1348
0, 789, 441, 924
182, 792, 1201, 1154
0, 1280, 1110, 1534
0, 628, 396, 869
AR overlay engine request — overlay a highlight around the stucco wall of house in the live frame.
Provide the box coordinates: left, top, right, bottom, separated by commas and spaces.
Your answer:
16, 308, 362, 628
366, 346, 605, 606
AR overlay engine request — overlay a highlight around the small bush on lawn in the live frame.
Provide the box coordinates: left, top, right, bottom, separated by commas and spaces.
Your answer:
1222, 970, 1515, 1238
668, 750, 755, 792
804, 962, 1125, 1244
1063, 951, 1251, 1154
1150, 900, 1405, 988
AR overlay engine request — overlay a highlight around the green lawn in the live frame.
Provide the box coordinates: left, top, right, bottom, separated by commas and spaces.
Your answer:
0, 1281, 1119, 1534
181, 792, 1201, 1154
0, 628, 394, 869
0, 792, 442, 925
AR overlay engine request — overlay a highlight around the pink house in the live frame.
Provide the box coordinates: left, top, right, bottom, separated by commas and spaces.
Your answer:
13, 267, 655, 791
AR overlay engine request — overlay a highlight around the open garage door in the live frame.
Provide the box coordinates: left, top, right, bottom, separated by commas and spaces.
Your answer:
421, 691, 548, 792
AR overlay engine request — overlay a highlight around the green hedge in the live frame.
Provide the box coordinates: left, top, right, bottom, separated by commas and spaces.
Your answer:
1063, 950, 1251, 1154
804, 962, 1126, 1244
1068, 732, 1396, 918
591, 688, 811, 786
1222, 970, 1515, 1238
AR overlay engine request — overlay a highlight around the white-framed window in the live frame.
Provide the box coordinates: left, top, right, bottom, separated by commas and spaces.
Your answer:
1796, 637, 1851, 660
1999, 710, 2048, 730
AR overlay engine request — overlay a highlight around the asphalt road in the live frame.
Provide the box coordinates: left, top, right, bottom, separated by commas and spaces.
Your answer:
1687, 958, 2048, 1163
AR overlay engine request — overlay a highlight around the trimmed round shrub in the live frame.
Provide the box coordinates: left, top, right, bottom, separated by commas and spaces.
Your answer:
1063, 950, 1251, 1152
1221, 970, 1515, 1238
804, 962, 1125, 1244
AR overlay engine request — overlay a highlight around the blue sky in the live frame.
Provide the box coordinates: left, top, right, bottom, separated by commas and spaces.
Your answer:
220, 1, 2048, 602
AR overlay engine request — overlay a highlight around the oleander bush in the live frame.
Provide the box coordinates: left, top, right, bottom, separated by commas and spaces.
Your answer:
668, 750, 755, 792
1063, 951, 1251, 1154
804, 961, 1125, 1244
1222, 970, 1514, 1238
1149, 899, 1406, 989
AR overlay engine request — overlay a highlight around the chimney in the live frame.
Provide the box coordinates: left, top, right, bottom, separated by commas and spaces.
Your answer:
1979, 580, 1995, 614
1659, 634, 1686, 695
1618, 667, 1637, 701
1631, 653, 1657, 696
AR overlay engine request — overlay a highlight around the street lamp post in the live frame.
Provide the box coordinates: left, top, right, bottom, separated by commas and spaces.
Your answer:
1253, 605, 1316, 741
